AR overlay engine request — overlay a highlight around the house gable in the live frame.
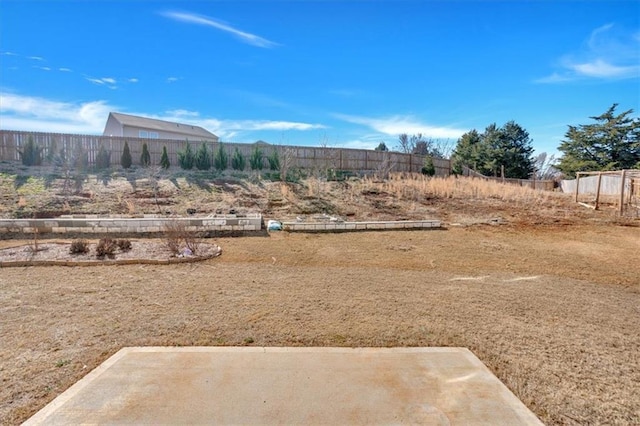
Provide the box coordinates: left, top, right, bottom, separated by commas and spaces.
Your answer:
103, 112, 219, 142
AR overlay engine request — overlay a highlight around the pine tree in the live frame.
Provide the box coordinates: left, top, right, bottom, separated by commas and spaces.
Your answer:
268, 149, 280, 171
121, 141, 132, 169
19, 136, 43, 166
231, 147, 246, 171
421, 156, 435, 176
194, 142, 211, 170
214, 143, 228, 171
250, 145, 264, 170
177, 143, 194, 170
160, 146, 170, 169
557, 104, 640, 177
140, 143, 151, 167
95, 144, 111, 170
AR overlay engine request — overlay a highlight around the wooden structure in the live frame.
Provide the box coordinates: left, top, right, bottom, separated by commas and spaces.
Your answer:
460, 166, 555, 191
574, 170, 640, 216
0, 130, 451, 176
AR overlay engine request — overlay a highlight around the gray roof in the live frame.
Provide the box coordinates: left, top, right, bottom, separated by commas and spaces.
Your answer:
109, 112, 217, 139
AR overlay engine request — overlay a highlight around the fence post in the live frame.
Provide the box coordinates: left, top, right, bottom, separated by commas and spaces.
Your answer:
594, 172, 603, 210
619, 170, 627, 216
575, 172, 581, 202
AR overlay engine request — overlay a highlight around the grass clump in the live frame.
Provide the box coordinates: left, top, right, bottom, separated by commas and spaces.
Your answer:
116, 239, 132, 252
69, 239, 90, 255
96, 238, 118, 259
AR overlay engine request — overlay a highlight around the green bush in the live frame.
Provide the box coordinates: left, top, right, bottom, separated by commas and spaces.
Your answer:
19, 137, 43, 166
231, 147, 246, 171
214, 143, 228, 171
178, 143, 194, 170
250, 146, 264, 170
194, 142, 211, 170
140, 143, 151, 167
160, 146, 170, 169
121, 141, 132, 169
268, 150, 280, 171
421, 156, 435, 176
95, 144, 111, 170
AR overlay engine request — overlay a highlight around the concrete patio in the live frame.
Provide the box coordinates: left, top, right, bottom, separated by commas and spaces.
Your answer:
24, 347, 542, 425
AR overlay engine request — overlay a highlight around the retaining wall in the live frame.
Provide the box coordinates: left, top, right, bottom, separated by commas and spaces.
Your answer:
0, 214, 263, 236
282, 220, 442, 232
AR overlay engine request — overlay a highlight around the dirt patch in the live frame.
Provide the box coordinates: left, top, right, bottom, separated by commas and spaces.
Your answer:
1, 225, 639, 425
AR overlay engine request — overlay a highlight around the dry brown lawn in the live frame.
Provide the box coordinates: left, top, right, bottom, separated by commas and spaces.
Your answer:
1, 224, 639, 425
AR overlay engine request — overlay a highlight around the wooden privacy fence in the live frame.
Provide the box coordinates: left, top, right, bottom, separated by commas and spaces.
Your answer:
460, 166, 556, 191
0, 130, 451, 176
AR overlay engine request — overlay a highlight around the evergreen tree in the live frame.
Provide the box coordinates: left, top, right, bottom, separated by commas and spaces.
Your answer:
451, 123, 534, 178
250, 145, 264, 170
374, 142, 389, 151
421, 156, 436, 176
121, 141, 132, 169
177, 143, 195, 170
451, 129, 483, 174
160, 146, 170, 169
214, 143, 228, 171
231, 147, 246, 171
95, 144, 111, 170
557, 104, 640, 177
140, 143, 151, 167
19, 136, 43, 166
268, 149, 280, 171
194, 142, 211, 170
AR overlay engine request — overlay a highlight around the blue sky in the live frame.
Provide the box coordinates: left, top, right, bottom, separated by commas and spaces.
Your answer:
1, 0, 638, 156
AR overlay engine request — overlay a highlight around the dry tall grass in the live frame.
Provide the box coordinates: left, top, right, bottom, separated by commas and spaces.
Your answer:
358, 173, 559, 205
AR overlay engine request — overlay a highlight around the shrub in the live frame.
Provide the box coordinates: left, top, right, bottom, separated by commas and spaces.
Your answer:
116, 239, 132, 252
231, 147, 246, 171
268, 150, 280, 171
163, 220, 203, 256
19, 137, 43, 166
250, 146, 264, 171
121, 141, 132, 169
140, 143, 151, 167
96, 238, 118, 258
160, 146, 170, 169
422, 156, 436, 176
178, 143, 194, 170
214, 143, 228, 171
69, 239, 90, 254
74, 147, 89, 172
95, 144, 111, 170
194, 142, 211, 170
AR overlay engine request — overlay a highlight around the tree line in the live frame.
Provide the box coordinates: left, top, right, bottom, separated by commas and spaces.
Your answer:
375, 103, 639, 179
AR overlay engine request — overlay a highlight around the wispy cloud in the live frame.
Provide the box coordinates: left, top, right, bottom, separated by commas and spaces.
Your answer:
59, 67, 72, 72
85, 77, 118, 89
0, 92, 114, 134
28, 56, 45, 61
34, 66, 51, 71
334, 113, 465, 139
166, 77, 181, 83
537, 23, 640, 83
161, 11, 279, 48
128, 78, 139, 83
2, 51, 18, 56
568, 59, 638, 78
